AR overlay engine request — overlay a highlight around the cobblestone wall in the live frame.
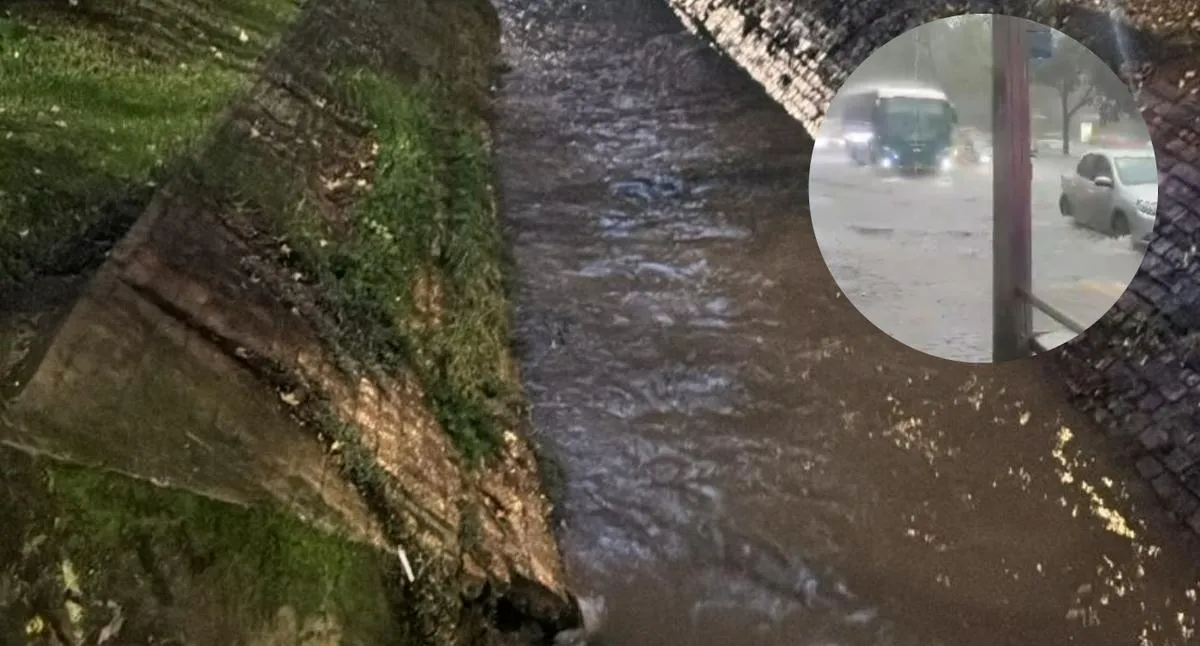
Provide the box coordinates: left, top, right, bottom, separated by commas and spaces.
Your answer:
666, 0, 1200, 531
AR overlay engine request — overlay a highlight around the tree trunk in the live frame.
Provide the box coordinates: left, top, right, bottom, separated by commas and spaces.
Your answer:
921, 35, 938, 86
1059, 87, 1070, 156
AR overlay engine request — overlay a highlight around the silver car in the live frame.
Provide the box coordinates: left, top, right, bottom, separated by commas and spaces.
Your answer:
1058, 148, 1159, 249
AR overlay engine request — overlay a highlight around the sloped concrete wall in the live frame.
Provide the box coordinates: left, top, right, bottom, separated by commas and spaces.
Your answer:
2, 238, 387, 546
0, 0, 576, 641
668, 0, 1200, 533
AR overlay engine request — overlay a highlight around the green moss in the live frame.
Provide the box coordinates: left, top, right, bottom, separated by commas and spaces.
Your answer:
201, 71, 518, 462
325, 71, 516, 462
315, 409, 466, 644
0, 0, 299, 286
47, 462, 396, 641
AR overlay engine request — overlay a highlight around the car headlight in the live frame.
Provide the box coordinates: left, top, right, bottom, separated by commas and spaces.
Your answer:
979, 153, 992, 163
1136, 199, 1157, 214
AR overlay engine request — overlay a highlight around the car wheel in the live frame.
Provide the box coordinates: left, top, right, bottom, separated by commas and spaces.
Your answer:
1058, 195, 1072, 216
1111, 211, 1130, 237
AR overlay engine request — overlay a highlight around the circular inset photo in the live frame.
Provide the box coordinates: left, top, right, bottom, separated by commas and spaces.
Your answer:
809, 14, 1158, 363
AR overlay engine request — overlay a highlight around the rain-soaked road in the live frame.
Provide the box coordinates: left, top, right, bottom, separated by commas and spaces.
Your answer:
492, 1, 1200, 644
809, 145, 1146, 362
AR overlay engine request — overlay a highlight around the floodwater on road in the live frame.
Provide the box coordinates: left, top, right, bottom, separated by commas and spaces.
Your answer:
491, 1, 1200, 644
808, 146, 1146, 363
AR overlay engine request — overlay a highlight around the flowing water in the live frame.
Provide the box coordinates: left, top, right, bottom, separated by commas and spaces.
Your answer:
492, 1, 1200, 644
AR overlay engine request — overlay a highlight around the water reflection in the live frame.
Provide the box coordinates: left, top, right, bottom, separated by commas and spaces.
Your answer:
493, 0, 1200, 644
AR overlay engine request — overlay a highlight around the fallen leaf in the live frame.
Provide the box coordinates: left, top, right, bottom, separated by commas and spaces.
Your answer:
97, 601, 124, 644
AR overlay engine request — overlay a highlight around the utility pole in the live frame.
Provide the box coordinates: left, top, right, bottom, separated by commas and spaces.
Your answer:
992, 15, 1034, 362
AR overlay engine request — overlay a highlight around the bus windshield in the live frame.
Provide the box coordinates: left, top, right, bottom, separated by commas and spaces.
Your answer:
880, 97, 952, 140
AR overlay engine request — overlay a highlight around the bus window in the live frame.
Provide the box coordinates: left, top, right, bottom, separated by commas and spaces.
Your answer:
842, 95, 859, 121
881, 97, 953, 138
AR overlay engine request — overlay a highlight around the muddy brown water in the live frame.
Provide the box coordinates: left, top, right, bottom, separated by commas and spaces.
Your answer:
492, 1, 1200, 644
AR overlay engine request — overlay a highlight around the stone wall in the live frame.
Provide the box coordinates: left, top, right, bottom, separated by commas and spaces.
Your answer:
0, 0, 577, 642
1062, 72, 1200, 533
666, 0, 1200, 532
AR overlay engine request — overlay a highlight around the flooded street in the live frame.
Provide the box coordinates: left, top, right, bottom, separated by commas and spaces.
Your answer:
492, 1, 1200, 644
809, 146, 1145, 362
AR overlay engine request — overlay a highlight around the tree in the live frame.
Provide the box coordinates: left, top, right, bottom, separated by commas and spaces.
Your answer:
1031, 44, 1097, 156
1086, 58, 1140, 125
924, 15, 992, 127
849, 28, 922, 84
845, 16, 993, 126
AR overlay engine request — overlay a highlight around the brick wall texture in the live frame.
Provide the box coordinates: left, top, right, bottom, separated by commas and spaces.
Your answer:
0, 0, 573, 636
666, 0, 1200, 530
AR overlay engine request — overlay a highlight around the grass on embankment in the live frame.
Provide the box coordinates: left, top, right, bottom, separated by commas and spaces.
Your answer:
202, 71, 519, 462
0, 449, 395, 643
326, 73, 519, 461
0, 0, 298, 286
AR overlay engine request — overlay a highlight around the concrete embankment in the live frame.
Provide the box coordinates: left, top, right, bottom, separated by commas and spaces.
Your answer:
0, 0, 578, 642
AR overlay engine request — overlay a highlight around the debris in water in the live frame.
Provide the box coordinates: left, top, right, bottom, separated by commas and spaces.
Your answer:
553, 595, 606, 646
844, 607, 878, 625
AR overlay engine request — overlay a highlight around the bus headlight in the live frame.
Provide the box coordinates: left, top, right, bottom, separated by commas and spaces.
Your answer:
939, 156, 953, 172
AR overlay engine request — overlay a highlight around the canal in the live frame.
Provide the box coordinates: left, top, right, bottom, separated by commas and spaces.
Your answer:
492, 0, 1200, 643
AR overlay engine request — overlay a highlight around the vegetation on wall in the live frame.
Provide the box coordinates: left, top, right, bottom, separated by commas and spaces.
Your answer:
0, 0, 299, 286
198, 70, 518, 462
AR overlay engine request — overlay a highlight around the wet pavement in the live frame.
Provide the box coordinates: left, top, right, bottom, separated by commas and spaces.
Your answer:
491, 1, 1200, 644
809, 146, 1146, 362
